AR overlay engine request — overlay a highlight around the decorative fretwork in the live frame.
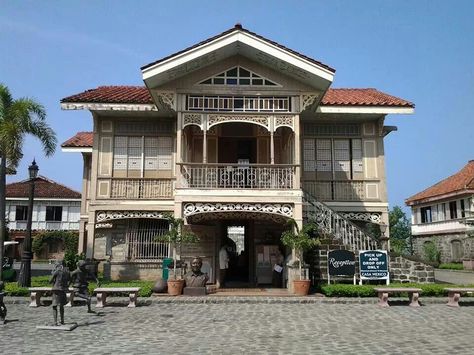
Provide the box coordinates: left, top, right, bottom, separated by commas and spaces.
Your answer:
96, 210, 168, 223
303, 191, 379, 251
156, 91, 176, 111
208, 114, 270, 130
301, 93, 319, 111
183, 202, 293, 219
188, 211, 288, 224
183, 113, 203, 129
275, 115, 295, 130
339, 212, 382, 224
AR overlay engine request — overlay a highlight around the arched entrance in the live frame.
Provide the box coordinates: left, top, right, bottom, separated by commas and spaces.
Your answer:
184, 203, 292, 288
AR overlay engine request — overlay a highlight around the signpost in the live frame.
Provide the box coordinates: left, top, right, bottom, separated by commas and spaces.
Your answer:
327, 250, 356, 285
359, 250, 389, 285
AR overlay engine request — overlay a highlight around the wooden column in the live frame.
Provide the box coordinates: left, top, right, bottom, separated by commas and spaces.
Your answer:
203, 114, 207, 164
294, 115, 301, 189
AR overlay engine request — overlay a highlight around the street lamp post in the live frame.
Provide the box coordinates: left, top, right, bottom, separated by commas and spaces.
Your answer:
18, 160, 39, 287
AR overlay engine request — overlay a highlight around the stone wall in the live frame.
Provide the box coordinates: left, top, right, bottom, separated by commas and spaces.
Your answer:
104, 261, 163, 281
308, 239, 435, 284
389, 255, 435, 283
413, 233, 474, 263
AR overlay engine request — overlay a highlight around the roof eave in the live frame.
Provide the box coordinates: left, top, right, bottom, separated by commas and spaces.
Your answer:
317, 106, 414, 114
406, 189, 474, 206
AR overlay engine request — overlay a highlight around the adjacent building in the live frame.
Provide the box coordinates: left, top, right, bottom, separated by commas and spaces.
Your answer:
406, 160, 474, 262
61, 25, 414, 284
6, 176, 81, 260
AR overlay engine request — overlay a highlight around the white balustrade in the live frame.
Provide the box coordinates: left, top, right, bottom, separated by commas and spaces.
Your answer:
178, 163, 296, 189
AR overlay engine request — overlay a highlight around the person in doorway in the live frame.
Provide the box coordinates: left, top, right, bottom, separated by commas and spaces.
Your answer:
219, 245, 230, 287
272, 248, 284, 288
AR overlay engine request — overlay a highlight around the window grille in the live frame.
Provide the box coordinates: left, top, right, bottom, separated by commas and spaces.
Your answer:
304, 123, 361, 136
126, 219, 170, 261
199, 66, 279, 87
115, 120, 174, 135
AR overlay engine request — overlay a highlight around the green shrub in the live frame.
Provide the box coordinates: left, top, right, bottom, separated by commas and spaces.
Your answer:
423, 242, 441, 263
320, 284, 376, 297
438, 263, 463, 270
5, 283, 28, 296
87, 280, 154, 297
320, 283, 460, 297
32, 231, 79, 257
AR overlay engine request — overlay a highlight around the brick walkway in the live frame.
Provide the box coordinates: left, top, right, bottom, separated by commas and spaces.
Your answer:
2, 297, 474, 354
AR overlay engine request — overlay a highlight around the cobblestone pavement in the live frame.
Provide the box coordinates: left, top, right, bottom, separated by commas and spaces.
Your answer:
1, 300, 474, 354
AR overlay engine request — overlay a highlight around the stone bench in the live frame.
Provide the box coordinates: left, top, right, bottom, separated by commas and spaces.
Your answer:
445, 288, 474, 307
94, 287, 140, 308
28, 287, 75, 307
374, 287, 422, 308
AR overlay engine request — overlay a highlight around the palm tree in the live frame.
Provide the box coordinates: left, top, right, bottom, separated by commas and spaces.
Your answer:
0, 84, 57, 281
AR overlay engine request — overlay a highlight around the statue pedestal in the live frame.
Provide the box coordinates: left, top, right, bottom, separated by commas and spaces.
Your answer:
36, 323, 78, 331
183, 287, 207, 296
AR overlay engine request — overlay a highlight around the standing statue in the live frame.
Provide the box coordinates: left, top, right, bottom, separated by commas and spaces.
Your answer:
70, 260, 100, 313
49, 260, 70, 326
184, 257, 209, 287
0, 281, 7, 324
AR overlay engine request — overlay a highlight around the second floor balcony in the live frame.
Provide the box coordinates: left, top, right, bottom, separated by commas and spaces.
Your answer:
178, 163, 297, 189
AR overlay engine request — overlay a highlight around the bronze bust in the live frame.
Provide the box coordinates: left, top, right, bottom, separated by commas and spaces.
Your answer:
184, 257, 209, 287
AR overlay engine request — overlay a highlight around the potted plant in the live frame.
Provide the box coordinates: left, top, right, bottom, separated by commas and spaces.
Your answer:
156, 214, 199, 295
280, 219, 320, 296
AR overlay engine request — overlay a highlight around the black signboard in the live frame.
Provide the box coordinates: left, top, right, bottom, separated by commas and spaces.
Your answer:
328, 250, 356, 276
359, 250, 389, 279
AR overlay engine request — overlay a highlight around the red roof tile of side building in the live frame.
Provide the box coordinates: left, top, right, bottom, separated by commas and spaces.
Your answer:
6, 176, 81, 199
61, 131, 94, 148
406, 161, 474, 205
61, 86, 414, 107
140, 24, 336, 73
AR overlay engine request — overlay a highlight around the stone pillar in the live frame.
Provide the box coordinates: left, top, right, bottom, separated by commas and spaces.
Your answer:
86, 211, 96, 258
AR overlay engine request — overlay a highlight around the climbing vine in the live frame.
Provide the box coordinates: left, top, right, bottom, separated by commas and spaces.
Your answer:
32, 231, 78, 255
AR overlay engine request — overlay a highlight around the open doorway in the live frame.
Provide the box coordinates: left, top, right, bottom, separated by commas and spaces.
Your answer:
224, 224, 249, 285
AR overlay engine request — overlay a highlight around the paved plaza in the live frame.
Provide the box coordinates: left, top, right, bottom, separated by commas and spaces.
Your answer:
1, 299, 474, 354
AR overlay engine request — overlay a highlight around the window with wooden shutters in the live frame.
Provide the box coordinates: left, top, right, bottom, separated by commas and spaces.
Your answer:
333, 139, 350, 173
316, 139, 332, 172
113, 136, 128, 170
303, 138, 364, 177
303, 139, 315, 172
113, 135, 173, 176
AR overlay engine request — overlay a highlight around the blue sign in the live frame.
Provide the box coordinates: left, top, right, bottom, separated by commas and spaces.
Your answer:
359, 250, 389, 279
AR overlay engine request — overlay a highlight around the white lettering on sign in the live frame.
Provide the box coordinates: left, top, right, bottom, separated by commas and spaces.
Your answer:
329, 258, 356, 268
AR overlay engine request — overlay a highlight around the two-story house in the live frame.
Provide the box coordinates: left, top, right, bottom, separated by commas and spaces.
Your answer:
6, 176, 81, 260
406, 160, 474, 262
61, 25, 414, 284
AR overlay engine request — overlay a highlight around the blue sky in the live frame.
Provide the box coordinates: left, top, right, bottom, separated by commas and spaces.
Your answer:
1, 0, 473, 212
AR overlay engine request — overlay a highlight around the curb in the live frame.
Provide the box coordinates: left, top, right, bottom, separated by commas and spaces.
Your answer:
4, 296, 474, 305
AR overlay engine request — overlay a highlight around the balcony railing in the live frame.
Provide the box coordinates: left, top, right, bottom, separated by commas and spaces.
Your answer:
9, 221, 80, 231
178, 163, 297, 189
109, 178, 173, 199
303, 180, 378, 201
412, 218, 474, 235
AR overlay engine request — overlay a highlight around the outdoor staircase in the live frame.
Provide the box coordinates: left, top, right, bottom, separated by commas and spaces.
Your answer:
302, 191, 379, 252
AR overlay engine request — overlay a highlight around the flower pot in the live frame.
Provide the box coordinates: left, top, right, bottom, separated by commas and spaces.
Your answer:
293, 279, 311, 296
167, 279, 185, 296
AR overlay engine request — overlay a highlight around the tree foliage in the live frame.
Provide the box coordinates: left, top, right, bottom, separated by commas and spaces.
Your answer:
389, 206, 412, 255
280, 219, 320, 280
0, 84, 57, 281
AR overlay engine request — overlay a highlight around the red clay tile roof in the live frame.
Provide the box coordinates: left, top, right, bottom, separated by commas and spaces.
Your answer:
61, 86, 413, 108
6, 176, 81, 199
322, 88, 413, 107
406, 161, 474, 204
61, 131, 93, 148
141, 24, 336, 73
